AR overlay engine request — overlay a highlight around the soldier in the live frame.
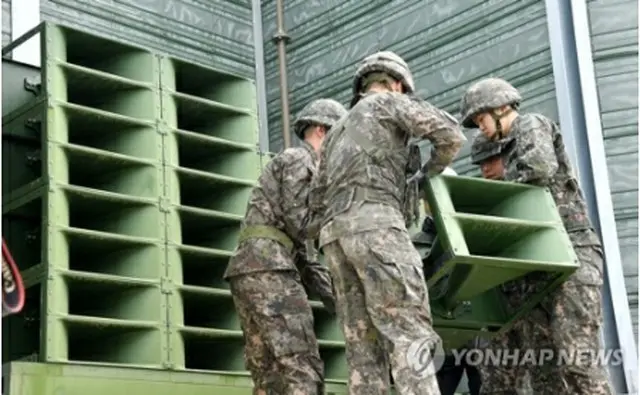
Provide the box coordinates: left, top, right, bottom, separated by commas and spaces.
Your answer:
309, 51, 466, 395
224, 99, 347, 395
470, 132, 507, 180
460, 77, 613, 395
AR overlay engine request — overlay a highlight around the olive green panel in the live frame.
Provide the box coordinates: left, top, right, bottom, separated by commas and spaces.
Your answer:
419, 174, 579, 349
3, 362, 352, 395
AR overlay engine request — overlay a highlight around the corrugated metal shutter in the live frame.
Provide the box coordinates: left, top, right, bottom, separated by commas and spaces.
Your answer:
2, 0, 10, 47
263, 0, 559, 163
40, 0, 256, 79
588, 0, 638, 339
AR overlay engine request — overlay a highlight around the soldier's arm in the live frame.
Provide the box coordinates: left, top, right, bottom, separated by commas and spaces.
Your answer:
505, 116, 559, 185
397, 97, 466, 176
280, 149, 314, 240
307, 145, 328, 239
296, 245, 336, 315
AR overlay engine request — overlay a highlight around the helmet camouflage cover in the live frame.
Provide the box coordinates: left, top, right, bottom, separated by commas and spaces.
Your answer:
470, 131, 513, 165
293, 98, 348, 139
460, 77, 522, 129
352, 51, 416, 98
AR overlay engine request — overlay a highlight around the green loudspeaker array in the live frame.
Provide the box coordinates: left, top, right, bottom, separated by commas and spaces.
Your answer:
158, 56, 261, 371
2, 23, 166, 368
421, 174, 580, 350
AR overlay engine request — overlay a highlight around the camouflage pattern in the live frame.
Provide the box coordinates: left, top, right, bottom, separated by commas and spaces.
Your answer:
460, 78, 522, 128
323, 228, 442, 395
224, 142, 321, 278
297, 249, 336, 314
480, 246, 609, 394
230, 270, 324, 395
352, 51, 415, 99
308, 91, 465, 246
309, 88, 465, 395
225, 113, 342, 392
470, 131, 504, 165
293, 98, 348, 139
504, 114, 599, 236
479, 113, 612, 394
527, 245, 610, 394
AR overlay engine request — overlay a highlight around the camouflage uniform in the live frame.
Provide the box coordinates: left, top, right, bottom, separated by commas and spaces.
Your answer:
309, 51, 466, 395
461, 78, 612, 395
224, 99, 347, 395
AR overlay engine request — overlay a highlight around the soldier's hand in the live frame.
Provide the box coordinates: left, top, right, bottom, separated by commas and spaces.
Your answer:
320, 292, 336, 316
406, 169, 424, 185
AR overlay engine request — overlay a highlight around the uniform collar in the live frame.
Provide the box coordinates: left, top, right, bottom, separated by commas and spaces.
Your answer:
300, 140, 320, 164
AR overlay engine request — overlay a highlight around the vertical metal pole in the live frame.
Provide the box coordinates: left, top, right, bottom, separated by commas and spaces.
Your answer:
545, 1, 638, 393
251, 0, 270, 153
273, 0, 291, 149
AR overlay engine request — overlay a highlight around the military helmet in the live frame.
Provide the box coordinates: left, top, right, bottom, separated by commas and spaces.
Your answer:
352, 51, 415, 98
471, 132, 514, 166
293, 98, 348, 139
460, 78, 522, 129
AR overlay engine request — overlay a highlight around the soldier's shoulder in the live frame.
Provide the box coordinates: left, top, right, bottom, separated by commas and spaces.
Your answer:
518, 112, 555, 123
276, 146, 311, 165
514, 112, 555, 132
359, 91, 408, 108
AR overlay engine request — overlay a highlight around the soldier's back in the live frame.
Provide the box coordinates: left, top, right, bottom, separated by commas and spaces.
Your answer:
225, 146, 314, 278
318, 92, 414, 246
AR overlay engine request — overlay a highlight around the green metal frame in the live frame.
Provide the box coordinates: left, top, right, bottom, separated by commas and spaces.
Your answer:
421, 174, 579, 349
2, 362, 351, 395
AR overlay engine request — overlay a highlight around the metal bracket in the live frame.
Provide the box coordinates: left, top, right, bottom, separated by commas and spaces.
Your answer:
160, 277, 173, 295
272, 31, 291, 44
159, 197, 171, 213
24, 76, 42, 96
157, 120, 169, 135
432, 299, 471, 320
162, 361, 175, 369
25, 149, 42, 167
25, 228, 39, 244
24, 118, 42, 136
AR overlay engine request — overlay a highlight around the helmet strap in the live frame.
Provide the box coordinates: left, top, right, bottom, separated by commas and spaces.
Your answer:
490, 107, 513, 140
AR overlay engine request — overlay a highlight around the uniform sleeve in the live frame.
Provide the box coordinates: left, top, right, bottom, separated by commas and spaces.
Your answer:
296, 245, 336, 315
505, 116, 559, 185
307, 144, 328, 239
396, 97, 466, 176
279, 150, 314, 242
